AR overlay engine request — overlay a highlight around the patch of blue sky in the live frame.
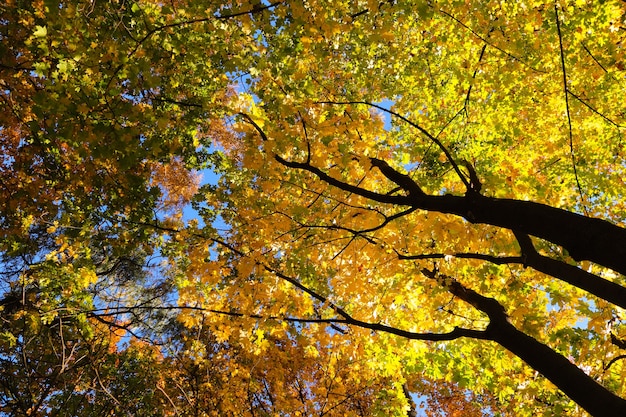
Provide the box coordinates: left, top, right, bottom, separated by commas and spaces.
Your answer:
374, 98, 395, 131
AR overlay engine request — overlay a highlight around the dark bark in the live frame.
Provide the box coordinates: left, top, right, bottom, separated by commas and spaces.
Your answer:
428, 269, 626, 417
513, 232, 626, 309
408, 193, 626, 276
489, 320, 626, 417
402, 383, 417, 417
399, 249, 626, 309
275, 154, 626, 276
458, 195, 626, 275
240, 118, 626, 415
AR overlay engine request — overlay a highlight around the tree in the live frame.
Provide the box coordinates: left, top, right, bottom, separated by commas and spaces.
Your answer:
2, 0, 626, 416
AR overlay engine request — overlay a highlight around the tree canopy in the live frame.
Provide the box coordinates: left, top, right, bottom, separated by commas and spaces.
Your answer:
2, 0, 626, 416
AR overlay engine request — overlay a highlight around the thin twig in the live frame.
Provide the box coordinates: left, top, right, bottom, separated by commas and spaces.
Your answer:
555, 4, 588, 216
316, 101, 471, 191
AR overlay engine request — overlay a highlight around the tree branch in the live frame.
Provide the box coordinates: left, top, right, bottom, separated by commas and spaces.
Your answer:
437, 8, 545, 73
88, 304, 488, 342
239, 112, 626, 275
369, 158, 425, 196
276, 155, 410, 205
419, 268, 626, 416
513, 230, 626, 309
130, 2, 283, 57
400, 240, 626, 310
398, 251, 522, 265
317, 100, 471, 191
555, 4, 588, 215
240, 112, 411, 205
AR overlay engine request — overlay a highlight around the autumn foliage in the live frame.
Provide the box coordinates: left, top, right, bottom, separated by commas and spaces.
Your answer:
2, 0, 626, 416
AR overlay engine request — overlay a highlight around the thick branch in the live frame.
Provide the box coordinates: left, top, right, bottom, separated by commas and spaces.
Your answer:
514, 231, 626, 309
370, 158, 425, 196
278, 159, 626, 276
421, 268, 507, 324
492, 320, 626, 416
273, 156, 626, 275
404, 193, 626, 276
401, 244, 626, 310
421, 268, 626, 416
402, 384, 418, 417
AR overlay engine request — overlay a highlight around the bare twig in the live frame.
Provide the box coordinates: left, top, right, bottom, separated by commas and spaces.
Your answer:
316, 101, 472, 191
555, 4, 589, 215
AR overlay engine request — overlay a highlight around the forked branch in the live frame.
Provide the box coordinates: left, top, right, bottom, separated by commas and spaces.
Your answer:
316, 100, 472, 192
